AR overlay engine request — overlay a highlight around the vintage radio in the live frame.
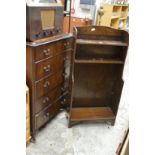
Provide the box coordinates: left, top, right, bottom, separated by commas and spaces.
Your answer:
26, 1, 64, 41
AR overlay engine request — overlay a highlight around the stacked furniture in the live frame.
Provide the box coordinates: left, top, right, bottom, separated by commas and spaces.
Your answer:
96, 4, 129, 30
26, 85, 31, 144
26, 34, 75, 140
69, 26, 129, 127
26, 1, 75, 141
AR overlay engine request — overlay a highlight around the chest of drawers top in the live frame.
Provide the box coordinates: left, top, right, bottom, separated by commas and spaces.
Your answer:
26, 33, 74, 47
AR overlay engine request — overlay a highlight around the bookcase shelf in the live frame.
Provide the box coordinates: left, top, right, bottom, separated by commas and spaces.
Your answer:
70, 107, 115, 122
76, 39, 128, 46
75, 59, 124, 64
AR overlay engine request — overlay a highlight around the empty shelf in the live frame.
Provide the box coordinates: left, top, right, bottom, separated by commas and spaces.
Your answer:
76, 39, 128, 46
70, 107, 115, 121
75, 59, 124, 64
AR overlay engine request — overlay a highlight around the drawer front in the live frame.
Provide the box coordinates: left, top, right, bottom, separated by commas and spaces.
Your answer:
35, 53, 64, 81
34, 40, 65, 62
35, 70, 64, 98
35, 104, 53, 129
35, 99, 61, 129
35, 86, 62, 114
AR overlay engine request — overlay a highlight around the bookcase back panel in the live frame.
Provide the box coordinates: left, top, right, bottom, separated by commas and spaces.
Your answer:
72, 64, 123, 108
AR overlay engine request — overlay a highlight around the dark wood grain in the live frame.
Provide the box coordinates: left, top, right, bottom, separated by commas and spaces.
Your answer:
35, 98, 61, 129
35, 85, 62, 114
35, 53, 64, 81
76, 39, 128, 46
72, 64, 122, 107
35, 70, 63, 98
70, 107, 115, 121
75, 43, 126, 62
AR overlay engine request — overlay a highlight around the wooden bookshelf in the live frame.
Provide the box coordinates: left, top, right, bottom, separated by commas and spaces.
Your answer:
96, 4, 129, 30
68, 26, 129, 127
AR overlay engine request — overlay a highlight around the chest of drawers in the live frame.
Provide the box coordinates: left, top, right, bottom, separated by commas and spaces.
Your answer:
26, 34, 75, 140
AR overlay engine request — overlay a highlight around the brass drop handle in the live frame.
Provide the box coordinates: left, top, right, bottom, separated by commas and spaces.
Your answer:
44, 65, 51, 72
44, 81, 50, 88
43, 49, 50, 56
42, 97, 49, 104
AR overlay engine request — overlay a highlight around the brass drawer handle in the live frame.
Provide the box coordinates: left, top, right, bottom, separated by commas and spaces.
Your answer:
42, 97, 49, 104
43, 49, 50, 56
44, 65, 51, 72
43, 81, 50, 88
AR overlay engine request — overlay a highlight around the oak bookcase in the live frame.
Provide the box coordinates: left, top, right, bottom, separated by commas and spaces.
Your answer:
68, 26, 129, 127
